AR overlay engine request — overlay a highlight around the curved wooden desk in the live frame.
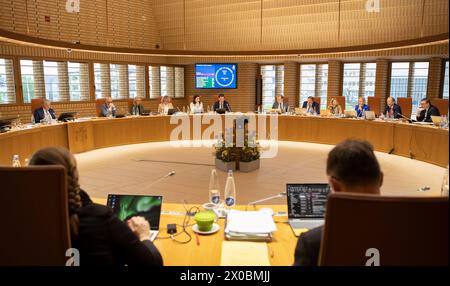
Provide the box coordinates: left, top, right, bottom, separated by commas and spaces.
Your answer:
92, 198, 293, 266
0, 115, 448, 167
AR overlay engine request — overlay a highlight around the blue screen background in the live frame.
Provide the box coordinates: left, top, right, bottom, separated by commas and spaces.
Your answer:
195, 64, 237, 89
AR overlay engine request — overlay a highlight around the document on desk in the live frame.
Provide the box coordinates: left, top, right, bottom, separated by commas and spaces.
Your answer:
220, 241, 271, 266
225, 210, 277, 234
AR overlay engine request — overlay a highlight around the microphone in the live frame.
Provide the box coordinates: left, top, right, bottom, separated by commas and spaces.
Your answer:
396, 113, 413, 123
147, 171, 176, 188
247, 192, 286, 207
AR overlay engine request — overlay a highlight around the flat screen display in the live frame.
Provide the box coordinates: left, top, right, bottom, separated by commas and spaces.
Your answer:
195, 63, 237, 89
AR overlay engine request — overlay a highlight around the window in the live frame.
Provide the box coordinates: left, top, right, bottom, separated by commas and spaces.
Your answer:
128, 65, 146, 98
159, 66, 184, 98
0, 58, 15, 104
68, 62, 89, 101
390, 61, 430, 116
410, 62, 429, 115
20, 60, 35, 103
109, 64, 121, 99
443, 61, 449, 99
149, 66, 160, 99
342, 63, 376, 109
299, 64, 328, 109
43, 61, 60, 102
261, 65, 284, 111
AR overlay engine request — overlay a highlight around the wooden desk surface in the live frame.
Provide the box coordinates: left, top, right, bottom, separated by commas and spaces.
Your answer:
0, 115, 448, 167
92, 197, 295, 266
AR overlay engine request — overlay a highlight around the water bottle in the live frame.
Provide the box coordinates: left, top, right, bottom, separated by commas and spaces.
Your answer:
209, 169, 221, 205
12, 155, 21, 167
224, 170, 236, 210
24, 158, 29, 166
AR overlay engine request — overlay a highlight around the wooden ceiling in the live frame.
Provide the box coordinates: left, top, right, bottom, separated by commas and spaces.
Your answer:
0, 0, 448, 52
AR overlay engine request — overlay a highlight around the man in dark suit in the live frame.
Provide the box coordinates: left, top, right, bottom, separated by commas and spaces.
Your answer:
272, 95, 289, 113
130, 96, 145, 115
416, 98, 440, 122
293, 139, 383, 266
213, 94, 232, 112
382, 96, 402, 119
302, 96, 320, 115
101, 96, 117, 117
33, 99, 56, 123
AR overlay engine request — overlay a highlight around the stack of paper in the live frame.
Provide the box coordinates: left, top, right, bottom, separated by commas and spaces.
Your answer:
225, 210, 277, 241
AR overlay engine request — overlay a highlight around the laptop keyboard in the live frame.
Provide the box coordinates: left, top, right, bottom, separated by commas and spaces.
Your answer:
290, 220, 324, 230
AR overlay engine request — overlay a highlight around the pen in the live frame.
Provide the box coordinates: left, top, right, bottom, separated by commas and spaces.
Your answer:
195, 232, 200, 246
268, 246, 274, 258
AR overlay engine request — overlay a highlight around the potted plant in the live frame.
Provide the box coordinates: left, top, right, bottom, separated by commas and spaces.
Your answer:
214, 144, 237, 172
238, 142, 261, 172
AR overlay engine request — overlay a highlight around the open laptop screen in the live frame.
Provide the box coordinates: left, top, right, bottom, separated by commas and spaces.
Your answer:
287, 184, 330, 219
107, 194, 163, 230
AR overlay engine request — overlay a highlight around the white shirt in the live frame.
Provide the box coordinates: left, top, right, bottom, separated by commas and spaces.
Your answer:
190, 102, 204, 114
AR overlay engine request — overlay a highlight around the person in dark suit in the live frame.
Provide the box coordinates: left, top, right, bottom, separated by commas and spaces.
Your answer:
213, 94, 232, 112
416, 98, 440, 122
29, 147, 163, 266
293, 140, 383, 266
382, 97, 402, 119
302, 96, 320, 115
100, 97, 117, 117
130, 97, 145, 116
33, 99, 56, 123
272, 95, 289, 113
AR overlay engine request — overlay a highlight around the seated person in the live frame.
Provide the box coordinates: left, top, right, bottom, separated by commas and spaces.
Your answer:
382, 97, 402, 119
100, 97, 116, 117
293, 139, 383, 266
33, 99, 56, 123
190, 95, 204, 114
213, 94, 232, 112
29, 147, 163, 266
328, 98, 343, 115
416, 98, 440, 122
158, 96, 174, 114
130, 97, 145, 116
354, 96, 369, 117
302, 96, 320, 115
272, 95, 289, 113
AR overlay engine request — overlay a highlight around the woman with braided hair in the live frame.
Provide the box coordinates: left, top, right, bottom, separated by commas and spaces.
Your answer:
29, 147, 163, 266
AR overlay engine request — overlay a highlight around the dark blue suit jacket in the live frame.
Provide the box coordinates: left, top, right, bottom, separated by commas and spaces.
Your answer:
302, 101, 320, 114
33, 107, 56, 123
383, 104, 403, 119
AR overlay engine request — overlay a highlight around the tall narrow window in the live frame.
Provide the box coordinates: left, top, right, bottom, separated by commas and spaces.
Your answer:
0, 58, 15, 104
94, 63, 111, 99
68, 62, 89, 101
159, 66, 184, 99
43, 61, 60, 102
149, 66, 160, 99
261, 65, 284, 111
299, 64, 328, 109
443, 61, 449, 99
160, 66, 168, 97
109, 64, 120, 99
20, 60, 46, 103
174, 67, 184, 98
410, 62, 429, 115
342, 63, 376, 109
390, 61, 430, 116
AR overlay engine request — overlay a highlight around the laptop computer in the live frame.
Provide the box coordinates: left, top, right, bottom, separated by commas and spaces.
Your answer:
344, 110, 357, 118
286, 183, 330, 236
364, 111, 375, 120
431, 115, 442, 126
107, 194, 163, 241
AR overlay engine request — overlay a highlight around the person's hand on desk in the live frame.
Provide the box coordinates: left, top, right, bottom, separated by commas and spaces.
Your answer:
127, 216, 151, 241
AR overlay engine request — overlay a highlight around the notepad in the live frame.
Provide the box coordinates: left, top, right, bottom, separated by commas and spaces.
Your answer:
225, 210, 277, 234
220, 241, 271, 266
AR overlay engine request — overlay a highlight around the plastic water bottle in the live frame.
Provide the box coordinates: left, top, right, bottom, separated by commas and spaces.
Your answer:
224, 170, 236, 210
209, 169, 221, 205
12, 155, 21, 167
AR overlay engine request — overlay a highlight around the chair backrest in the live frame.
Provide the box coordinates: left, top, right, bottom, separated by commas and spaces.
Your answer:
319, 193, 449, 266
396, 97, 412, 118
367, 96, 382, 116
431, 98, 448, 116
327, 96, 345, 111
95, 98, 106, 117
313, 97, 321, 108
128, 98, 134, 112
0, 166, 71, 266
31, 98, 44, 114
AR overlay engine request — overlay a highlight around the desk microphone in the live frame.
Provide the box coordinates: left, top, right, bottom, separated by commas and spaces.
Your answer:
396, 113, 413, 123
247, 192, 286, 207
147, 171, 176, 188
